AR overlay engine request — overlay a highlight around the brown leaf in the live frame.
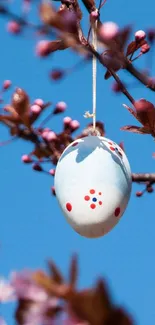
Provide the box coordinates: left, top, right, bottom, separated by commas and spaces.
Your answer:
81, 0, 95, 13
39, 2, 64, 29
3, 104, 17, 115
70, 280, 112, 325
0, 114, 20, 127
106, 307, 133, 325
33, 270, 71, 299
126, 39, 146, 56
12, 88, 30, 127
120, 125, 150, 134
72, 0, 83, 20
49, 40, 69, 51
69, 254, 78, 288
48, 260, 64, 284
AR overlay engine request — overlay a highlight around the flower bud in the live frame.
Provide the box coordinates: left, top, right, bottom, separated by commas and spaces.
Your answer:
21, 155, 32, 163
3, 80, 12, 90
53, 101, 67, 114
135, 30, 146, 42
7, 21, 21, 34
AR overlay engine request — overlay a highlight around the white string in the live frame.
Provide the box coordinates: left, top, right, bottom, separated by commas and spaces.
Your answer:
83, 20, 98, 133
92, 21, 97, 131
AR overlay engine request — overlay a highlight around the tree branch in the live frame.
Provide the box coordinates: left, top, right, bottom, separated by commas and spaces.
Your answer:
125, 60, 155, 91
132, 173, 155, 183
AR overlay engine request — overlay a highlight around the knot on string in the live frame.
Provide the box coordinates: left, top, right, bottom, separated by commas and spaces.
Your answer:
84, 111, 95, 118
88, 127, 101, 137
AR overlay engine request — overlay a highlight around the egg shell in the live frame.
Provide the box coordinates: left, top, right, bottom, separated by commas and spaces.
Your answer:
54, 135, 132, 238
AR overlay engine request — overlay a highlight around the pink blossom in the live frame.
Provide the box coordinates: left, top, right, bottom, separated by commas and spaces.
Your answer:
7, 21, 21, 34
23, 298, 58, 325
11, 271, 59, 325
0, 317, 7, 325
11, 270, 48, 302
0, 278, 15, 302
99, 22, 119, 41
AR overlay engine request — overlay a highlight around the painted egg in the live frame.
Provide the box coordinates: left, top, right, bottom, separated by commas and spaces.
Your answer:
54, 135, 132, 238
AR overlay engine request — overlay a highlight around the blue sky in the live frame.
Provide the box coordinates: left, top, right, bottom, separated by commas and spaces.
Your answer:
1, 0, 155, 324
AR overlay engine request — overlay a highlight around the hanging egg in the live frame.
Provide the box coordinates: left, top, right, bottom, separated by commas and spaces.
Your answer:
54, 135, 132, 238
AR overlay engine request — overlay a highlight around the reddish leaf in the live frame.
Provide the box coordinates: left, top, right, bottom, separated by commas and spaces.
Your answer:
134, 99, 155, 130
120, 125, 150, 134
122, 104, 137, 118
102, 50, 122, 79
126, 39, 146, 56
118, 26, 131, 51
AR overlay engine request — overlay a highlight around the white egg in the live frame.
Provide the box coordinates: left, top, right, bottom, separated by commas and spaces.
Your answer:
54, 135, 132, 238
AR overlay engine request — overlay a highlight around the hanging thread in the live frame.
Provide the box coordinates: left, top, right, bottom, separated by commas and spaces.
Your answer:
92, 21, 97, 131
84, 21, 97, 132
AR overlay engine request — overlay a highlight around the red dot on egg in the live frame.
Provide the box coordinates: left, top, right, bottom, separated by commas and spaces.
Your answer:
66, 202, 72, 212
84, 195, 90, 201
99, 192, 102, 195
115, 207, 120, 217
90, 189, 95, 194
99, 201, 102, 205
110, 146, 115, 151
108, 142, 113, 145
72, 142, 78, 147
90, 203, 96, 209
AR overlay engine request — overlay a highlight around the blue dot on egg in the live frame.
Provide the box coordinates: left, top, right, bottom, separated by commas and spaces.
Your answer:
92, 197, 97, 202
